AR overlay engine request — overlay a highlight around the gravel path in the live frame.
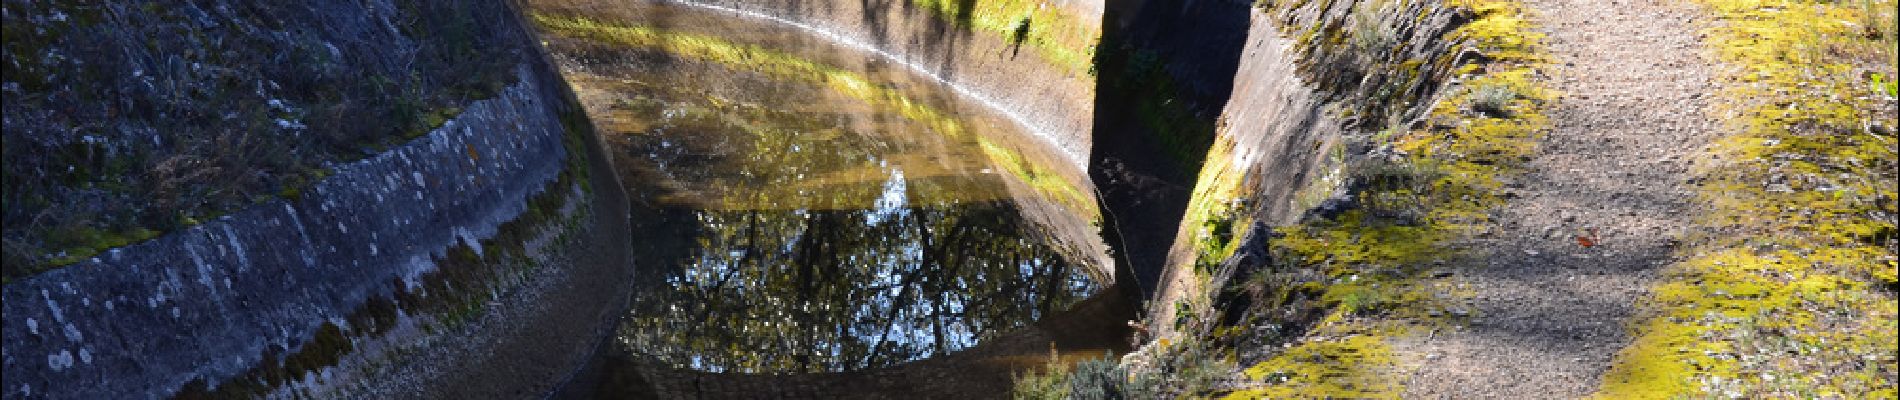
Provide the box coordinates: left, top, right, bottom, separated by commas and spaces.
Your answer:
1397, 0, 1724, 397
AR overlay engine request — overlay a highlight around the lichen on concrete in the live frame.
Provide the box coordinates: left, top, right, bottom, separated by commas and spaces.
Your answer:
1168, 0, 1556, 396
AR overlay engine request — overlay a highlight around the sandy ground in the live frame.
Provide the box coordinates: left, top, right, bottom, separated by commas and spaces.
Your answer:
1397, 0, 1725, 397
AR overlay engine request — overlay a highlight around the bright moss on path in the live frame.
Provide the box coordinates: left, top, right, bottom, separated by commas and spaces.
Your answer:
532, 13, 1097, 217
1593, 0, 1898, 398
1228, 333, 1400, 399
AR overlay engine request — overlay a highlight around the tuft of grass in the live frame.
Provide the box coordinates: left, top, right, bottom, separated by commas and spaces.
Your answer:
1349, 1, 1398, 58
1467, 82, 1518, 117
1010, 339, 1237, 399
1011, 356, 1073, 400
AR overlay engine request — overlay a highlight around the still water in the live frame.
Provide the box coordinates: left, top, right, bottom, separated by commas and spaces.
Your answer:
534, 0, 1109, 374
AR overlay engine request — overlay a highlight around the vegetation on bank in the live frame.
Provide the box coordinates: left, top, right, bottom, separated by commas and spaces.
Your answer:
1014, 338, 1237, 399
1010, 0, 1554, 396
1594, 0, 1898, 397
531, 13, 1098, 217
0, 0, 522, 281
1225, 0, 1551, 396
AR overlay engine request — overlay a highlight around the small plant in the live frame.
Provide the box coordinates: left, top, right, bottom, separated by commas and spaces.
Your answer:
1333, 285, 1390, 315
1009, 15, 1033, 46
1010, 338, 1238, 399
1349, 2, 1396, 57
1872, 73, 1897, 98
1067, 359, 1126, 399
1013, 350, 1076, 400
1468, 83, 1518, 117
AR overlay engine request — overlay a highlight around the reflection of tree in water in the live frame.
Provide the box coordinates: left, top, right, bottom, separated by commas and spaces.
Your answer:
583, 45, 1097, 374
621, 201, 1094, 373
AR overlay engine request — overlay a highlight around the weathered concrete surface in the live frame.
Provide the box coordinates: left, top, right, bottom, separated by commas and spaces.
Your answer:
0, 63, 575, 399
340, 24, 639, 398
1085, 0, 1254, 298
1138, 0, 1474, 338
0, 0, 527, 273
670, 0, 1101, 169
1140, 7, 1345, 337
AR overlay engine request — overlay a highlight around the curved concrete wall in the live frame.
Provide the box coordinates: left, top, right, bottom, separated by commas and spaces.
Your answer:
1142, 0, 1474, 339
0, 63, 580, 399
675, 0, 1101, 169
1141, 8, 1345, 336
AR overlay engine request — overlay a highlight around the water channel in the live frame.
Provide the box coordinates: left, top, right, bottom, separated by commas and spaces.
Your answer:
529, 0, 1117, 378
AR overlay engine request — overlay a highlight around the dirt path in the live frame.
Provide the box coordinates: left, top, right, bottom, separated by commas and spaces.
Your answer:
1397, 0, 1724, 397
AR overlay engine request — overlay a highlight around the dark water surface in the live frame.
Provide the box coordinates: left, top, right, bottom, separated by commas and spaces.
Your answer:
535, 1, 1111, 374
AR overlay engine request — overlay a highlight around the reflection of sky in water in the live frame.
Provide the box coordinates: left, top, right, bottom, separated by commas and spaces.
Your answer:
865, 166, 908, 226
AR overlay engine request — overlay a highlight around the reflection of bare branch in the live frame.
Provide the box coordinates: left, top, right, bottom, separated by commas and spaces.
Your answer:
683, 210, 760, 339
621, 203, 1092, 372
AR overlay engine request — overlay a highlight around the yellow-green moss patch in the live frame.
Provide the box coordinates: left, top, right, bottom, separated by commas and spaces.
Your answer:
909, 0, 1099, 76
1594, 0, 1898, 397
1231, 0, 1554, 393
1228, 332, 1401, 399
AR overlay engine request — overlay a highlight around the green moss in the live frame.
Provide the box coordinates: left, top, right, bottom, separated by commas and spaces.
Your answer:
1443, 0, 1545, 62
282, 322, 355, 380
1180, 138, 1250, 276
1255, 1, 1553, 323
1594, 0, 1898, 397
1221, 0, 1554, 394
43, 226, 162, 267
1228, 334, 1400, 399
977, 138, 1098, 215
171, 321, 356, 399
908, 0, 1099, 76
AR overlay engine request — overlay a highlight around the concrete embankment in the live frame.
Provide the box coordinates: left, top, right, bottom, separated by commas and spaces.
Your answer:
1, 2, 634, 397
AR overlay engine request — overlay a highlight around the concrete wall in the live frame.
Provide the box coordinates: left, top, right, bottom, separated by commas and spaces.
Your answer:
0, 63, 574, 399
1140, 7, 1345, 337
673, 0, 1102, 169
1141, 0, 1474, 339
